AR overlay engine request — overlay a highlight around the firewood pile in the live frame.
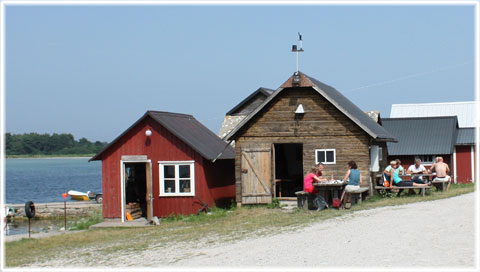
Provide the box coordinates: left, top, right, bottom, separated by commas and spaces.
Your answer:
126, 203, 142, 219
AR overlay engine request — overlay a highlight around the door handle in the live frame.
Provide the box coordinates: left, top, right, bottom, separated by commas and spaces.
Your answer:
241, 169, 248, 174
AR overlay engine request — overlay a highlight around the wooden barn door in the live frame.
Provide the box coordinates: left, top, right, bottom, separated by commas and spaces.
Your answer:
241, 144, 273, 204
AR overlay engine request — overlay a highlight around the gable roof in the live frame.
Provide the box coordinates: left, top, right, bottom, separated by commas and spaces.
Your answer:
456, 127, 475, 145
382, 116, 458, 156
226, 87, 274, 116
90, 111, 234, 162
390, 101, 477, 128
224, 72, 396, 142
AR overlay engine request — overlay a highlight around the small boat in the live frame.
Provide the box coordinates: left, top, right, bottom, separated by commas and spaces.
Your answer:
67, 190, 91, 201
67, 190, 103, 203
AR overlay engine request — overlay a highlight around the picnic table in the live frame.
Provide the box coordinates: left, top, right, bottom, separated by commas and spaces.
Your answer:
313, 180, 346, 204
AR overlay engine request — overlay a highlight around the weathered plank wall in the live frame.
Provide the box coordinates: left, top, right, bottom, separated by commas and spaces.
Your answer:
234, 87, 372, 203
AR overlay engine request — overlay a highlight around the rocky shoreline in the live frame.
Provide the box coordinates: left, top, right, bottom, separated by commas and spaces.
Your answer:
6, 201, 101, 219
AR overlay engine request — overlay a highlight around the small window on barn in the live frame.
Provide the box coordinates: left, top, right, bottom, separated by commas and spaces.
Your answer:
415, 155, 436, 165
159, 161, 195, 197
315, 149, 336, 165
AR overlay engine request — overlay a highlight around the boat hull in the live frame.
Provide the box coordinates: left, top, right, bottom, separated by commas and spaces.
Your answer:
70, 195, 89, 201
68, 190, 90, 201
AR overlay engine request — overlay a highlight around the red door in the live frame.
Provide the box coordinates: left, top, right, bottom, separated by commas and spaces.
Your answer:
456, 146, 472, 183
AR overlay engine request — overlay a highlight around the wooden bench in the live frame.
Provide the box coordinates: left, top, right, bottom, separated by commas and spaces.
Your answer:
374, 185, 432, 197
432, 180, 449, 192
295, 191, 315, 210
346, 187, 370, 204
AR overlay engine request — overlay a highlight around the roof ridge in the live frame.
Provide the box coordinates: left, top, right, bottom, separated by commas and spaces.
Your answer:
392, 101, 476, 106
147, 110, 194, 118
384, 116, 458, 121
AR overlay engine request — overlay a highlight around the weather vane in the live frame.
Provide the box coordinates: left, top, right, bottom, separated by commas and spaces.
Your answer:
292, 32, 304, 74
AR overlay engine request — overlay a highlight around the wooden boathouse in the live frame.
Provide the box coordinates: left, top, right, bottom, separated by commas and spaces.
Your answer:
90, 111, 235, 221
223, 72, 397, 205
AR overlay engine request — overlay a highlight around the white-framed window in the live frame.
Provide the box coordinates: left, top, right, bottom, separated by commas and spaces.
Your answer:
378, 147, 383, 161
415, 155, 436, 165
315, 149, 336, 164
159, 161, 195, 197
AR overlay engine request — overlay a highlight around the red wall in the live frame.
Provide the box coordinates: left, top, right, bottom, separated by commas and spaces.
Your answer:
99, 116, 235, 218
456, 146, 473, 183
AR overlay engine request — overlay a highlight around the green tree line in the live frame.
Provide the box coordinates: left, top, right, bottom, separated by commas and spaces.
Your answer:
5, 133, 108, 156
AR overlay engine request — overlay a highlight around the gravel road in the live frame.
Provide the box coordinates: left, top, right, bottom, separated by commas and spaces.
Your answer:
31, 193, 476, 269
174, 193, 477, 268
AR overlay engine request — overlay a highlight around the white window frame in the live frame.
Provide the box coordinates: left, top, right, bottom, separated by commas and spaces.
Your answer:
315, 149, 336, 165
159, 161, 195, 197
415, 155, 436, 165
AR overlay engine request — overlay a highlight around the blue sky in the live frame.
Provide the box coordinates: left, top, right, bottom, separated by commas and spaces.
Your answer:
5, 4, 476, 142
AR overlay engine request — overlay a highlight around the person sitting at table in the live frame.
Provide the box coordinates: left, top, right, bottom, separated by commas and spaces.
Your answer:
390, 162, 430, 188
383, 160, 403, 185
340, 160, 362, 208
303, 164, 329, 211
407, 159, 428, 184
316, 163, 329, 182
429, 156, 452, 192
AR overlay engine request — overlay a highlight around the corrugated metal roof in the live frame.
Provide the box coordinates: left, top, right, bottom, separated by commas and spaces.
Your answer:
390, 101, 477, 128
456, 127, 475, 145
382, 116, 458, 156
224, 72, 396, 142
90, 111, 234, 161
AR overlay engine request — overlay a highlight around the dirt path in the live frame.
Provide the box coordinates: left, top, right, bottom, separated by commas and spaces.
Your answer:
32, 193, 476, 269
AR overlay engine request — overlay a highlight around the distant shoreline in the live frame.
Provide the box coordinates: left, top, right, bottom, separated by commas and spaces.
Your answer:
6, 154, 95, 159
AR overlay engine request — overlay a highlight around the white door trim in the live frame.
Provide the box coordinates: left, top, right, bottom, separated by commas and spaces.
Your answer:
120, 158, 152, 222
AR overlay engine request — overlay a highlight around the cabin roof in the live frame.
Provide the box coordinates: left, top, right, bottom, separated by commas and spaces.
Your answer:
226, 87, 275, 116
382, 116, 458, 156
224, 71, 397, 142
456, 127, 475, 145
90, 111, 234, 162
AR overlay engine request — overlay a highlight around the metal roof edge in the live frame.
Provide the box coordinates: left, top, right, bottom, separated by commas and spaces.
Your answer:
225, 87, 273, 116
90, 111, 234, 162
148, 112, 234, 161
309, 84, 379, 139
392, 101, 476, 107
224, 87, 284, 141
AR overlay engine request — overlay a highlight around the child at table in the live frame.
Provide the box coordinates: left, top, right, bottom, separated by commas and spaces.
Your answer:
303, 164, 328, 211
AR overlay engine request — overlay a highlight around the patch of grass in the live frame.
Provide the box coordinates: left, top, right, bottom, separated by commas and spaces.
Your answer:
266, 198, 281, 209
5, 183, 475, 267
68, 210, 104, 230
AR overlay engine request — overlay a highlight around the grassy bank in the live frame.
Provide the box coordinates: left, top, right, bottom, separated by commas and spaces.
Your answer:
5, 183, 475, 267
6, 154, 96, 159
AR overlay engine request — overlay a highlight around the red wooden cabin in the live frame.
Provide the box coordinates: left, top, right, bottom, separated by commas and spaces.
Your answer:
90, 111, 235, 221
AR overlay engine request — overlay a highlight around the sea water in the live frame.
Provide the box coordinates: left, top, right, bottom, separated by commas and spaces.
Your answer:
4, 158, 102, 236
5, 158, 102, 204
